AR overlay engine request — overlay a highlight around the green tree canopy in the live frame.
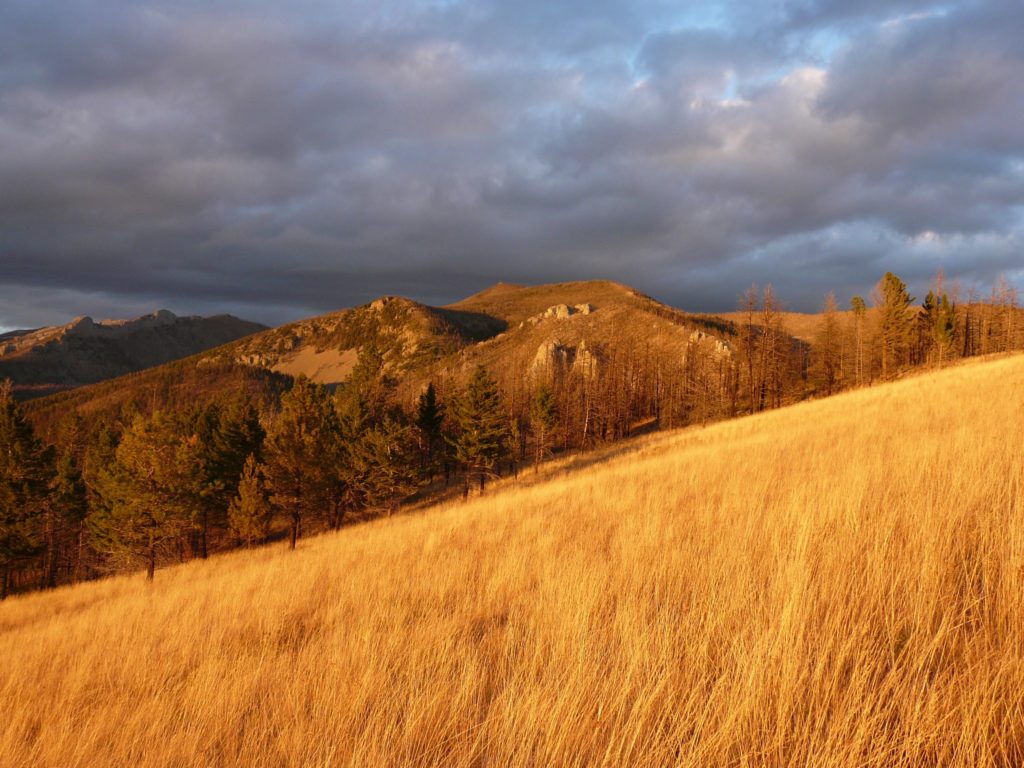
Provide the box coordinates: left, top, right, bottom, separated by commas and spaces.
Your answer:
448, 366, 509, 492
263, 376, 339, 548
0, 381, 54, 598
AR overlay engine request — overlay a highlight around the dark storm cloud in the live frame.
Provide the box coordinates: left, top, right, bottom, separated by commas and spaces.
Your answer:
0, 0, 1021, 328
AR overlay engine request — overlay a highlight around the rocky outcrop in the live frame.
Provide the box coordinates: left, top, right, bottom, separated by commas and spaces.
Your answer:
684, 330, 733, 362
531, 339, 600, 379
573, 340, 599, 378
519, 303, 596, 329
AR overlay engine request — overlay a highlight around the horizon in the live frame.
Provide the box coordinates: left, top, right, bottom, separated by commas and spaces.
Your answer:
0, 268, 1017, 334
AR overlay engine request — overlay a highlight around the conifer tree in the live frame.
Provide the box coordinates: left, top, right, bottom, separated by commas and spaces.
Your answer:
178, 396, 265, 557
0, 381, 54, 599
263, 376, 338, 549
42, 450, 87, 588
347, 415, 420, 514
923, 290, 957, 366
530, 383, 559, 472
339, 343, 392, 428
415, 383, 444, 478
874, 272, 915, 379
228, 455, 271, 546
89, 411, 192, 581
448, 365, 509, 493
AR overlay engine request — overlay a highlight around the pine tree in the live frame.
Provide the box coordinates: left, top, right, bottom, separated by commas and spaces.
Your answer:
339, 343, 392, 428
228, 455, 271, 546
874, 272, 915, 380
923, 290, 957, 366
178, 396, 265, 558
448, 366, 509, 493
42, 450, 87, 588
415, 383, 444, 478
530, 383, 558, 472
89, 411, 192, 581
0, 381, 54, 599
262, 376, 338, 549
347, 415, 420, 514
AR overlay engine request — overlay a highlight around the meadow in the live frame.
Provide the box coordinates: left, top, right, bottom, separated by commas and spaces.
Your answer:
2, 354, 1023, 767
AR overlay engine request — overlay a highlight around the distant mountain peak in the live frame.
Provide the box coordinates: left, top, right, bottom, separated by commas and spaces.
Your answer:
1, 310, 266, 397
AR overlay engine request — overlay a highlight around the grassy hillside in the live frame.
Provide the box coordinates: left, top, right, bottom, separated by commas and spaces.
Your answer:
2, 354, 1023, 766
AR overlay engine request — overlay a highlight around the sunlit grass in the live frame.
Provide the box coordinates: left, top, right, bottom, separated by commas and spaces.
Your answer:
2, 354, 1023, 766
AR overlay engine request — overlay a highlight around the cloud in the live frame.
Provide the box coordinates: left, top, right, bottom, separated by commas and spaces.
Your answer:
0, 0, 1021, 326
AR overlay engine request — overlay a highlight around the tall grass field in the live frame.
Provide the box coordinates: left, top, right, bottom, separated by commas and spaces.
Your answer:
2, 354, 1023, 766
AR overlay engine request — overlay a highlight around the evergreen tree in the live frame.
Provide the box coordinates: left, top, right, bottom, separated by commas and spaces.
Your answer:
448, 366, 509, 493
335, 347, 421, 518
339, 343, 392, 428
347, 415, 420, 514
530, 383, 559, 472
415, 383, 444, 478
263, 376, 338, 549
178, 402, 221, 559
874, 272, 915, 379
228, 455, 271, 546
42, 450, 87, 588
923, 290, 957, 366
178, 396, 265, 558
0, 381, 54, 599
89, 411, 192, 581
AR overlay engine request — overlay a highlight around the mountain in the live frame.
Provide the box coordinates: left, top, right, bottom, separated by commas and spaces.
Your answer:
437, 279, 734, 386
208, 279, 738, 394
20, 280, 760, 440
0, 310, 266, 397
206, 296, 504, 386
4, 352, 1021, 765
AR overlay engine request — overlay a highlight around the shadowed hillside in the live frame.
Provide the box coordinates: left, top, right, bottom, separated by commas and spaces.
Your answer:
2, 353, 1022, 766
0, 310, 266, 398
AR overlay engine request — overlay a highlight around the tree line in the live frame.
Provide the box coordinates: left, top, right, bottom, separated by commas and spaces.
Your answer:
0, 348, 524, 595
1, 270, 1021, 596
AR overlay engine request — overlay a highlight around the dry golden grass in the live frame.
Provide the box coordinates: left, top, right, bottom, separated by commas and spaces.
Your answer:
3, 355, 1024, 767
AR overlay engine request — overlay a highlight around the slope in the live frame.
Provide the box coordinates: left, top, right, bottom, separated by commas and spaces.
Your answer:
2, 353, 1022, 766
0, 310, 266, 397
206, 295, 504, 387
437, 279, 734, 391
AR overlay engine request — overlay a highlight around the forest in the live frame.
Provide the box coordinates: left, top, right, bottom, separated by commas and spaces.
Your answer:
1, 270, 1021, 598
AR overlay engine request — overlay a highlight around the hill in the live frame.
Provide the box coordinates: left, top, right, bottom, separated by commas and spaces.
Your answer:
28, 281, 749, 441
205, 280, 737, 392
715, 309, 849, 342
205, 296, 504, 387
0, 310, 266, 397
442, 279, 733, 376
2, 353, 1022, 766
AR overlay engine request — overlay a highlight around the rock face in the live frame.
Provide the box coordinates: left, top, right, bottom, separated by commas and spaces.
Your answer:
685, 330, 733, 362
573, 340, 599, 378
531, 339, 600, 379
520, 303, 596, 329
0, 310, 266, 395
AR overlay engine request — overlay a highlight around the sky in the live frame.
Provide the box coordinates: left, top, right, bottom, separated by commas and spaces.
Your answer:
1, 0, 1022, 329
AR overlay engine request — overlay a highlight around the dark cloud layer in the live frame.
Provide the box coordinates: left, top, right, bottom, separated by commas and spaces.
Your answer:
0, 0, 1021, 328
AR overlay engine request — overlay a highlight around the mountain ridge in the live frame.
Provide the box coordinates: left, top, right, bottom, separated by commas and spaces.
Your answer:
1, 309, 267, 397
